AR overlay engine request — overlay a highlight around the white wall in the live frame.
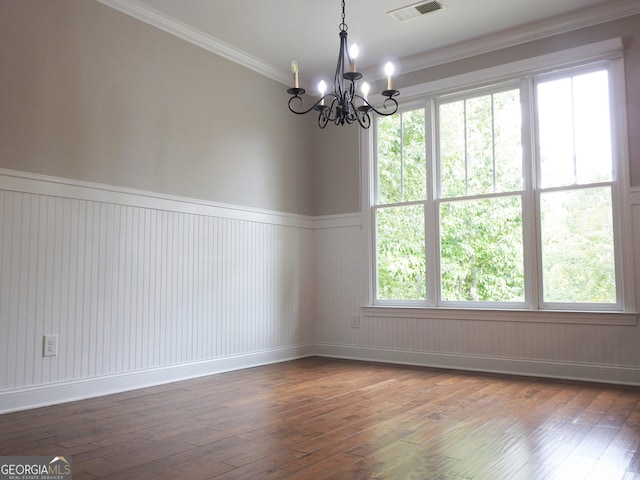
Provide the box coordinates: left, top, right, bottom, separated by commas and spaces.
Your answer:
0, 170, 314, 412
313, 200, 640, 386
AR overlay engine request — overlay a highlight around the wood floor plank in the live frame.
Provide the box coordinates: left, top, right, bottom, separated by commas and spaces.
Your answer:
0, 357, 638, 479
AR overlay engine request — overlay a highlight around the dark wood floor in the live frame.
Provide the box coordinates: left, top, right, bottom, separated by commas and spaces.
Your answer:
1, 358, 639, 479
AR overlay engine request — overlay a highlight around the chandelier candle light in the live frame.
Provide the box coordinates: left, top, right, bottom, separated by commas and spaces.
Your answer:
287, 0, 400, 129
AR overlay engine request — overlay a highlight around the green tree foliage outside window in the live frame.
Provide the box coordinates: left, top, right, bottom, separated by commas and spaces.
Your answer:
440, 196, 524, 302
540, 187, 615, 303
377, 110, 426, 204
376, 110, 427, 300
376, 205, 426, 300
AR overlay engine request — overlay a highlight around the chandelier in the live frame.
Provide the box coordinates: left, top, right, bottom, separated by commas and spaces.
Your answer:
286, 0, 400, 129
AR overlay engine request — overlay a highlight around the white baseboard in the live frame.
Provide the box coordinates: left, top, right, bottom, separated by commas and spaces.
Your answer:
3, 344, 639, 413
0, 345, 314, 414
315, 344, 640, 386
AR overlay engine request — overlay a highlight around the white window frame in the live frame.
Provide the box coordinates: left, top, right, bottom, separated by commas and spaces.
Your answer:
361, 38, 637, 325
433, 79, 531, 309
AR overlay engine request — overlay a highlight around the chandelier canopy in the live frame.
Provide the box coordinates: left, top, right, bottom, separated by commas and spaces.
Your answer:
286, 0, 400, 129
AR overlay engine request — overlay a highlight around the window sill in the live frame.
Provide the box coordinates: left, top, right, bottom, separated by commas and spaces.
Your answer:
360, 306, 638, 326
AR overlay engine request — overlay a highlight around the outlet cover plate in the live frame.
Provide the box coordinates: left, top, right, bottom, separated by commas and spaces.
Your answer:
44, 335, 58, 357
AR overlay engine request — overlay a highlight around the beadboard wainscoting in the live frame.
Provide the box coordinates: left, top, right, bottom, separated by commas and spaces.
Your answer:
0, 169, 314, 413
2, 170, 640, 413
313, 198, 640, 386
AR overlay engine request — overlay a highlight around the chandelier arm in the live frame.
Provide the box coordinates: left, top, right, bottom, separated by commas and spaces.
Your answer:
357, 111, 372, 129
319, 95, 341, 128
318, 109, 330, 128
288, 94, 336, 116
346, 97, 359, 123
325, 96, 340, 122
354, 94, 400, 117
381, 95, 400, 115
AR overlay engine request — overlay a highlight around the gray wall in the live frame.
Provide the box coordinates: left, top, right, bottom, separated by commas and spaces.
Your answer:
0, 0, 315, 216
312, 125, 361, 216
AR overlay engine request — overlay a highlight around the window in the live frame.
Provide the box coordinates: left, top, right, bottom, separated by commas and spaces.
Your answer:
376, 110, 427, 301
536, 70, 616, 307
437, 85, 525, 305
371, 47, 630, 313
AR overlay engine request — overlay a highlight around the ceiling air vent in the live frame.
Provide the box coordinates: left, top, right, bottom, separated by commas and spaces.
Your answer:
388, 1, 445, 22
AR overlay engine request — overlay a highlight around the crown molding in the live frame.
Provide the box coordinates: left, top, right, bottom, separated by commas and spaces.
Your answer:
392, 0, 640, 78
95, 0, 290, 85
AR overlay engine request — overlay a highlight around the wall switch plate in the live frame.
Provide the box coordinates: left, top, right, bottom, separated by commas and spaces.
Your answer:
43, 335, 58, 357
351, 314, 360, 329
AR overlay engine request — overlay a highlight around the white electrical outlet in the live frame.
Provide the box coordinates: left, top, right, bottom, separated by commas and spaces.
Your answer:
43, 335, 58, 357
351, 314, 360, 329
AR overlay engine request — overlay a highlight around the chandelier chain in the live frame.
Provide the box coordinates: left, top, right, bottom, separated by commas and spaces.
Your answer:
339, 0, 347, 32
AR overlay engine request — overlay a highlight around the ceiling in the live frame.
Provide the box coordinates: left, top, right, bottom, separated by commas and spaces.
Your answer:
99, 0, 640, 86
